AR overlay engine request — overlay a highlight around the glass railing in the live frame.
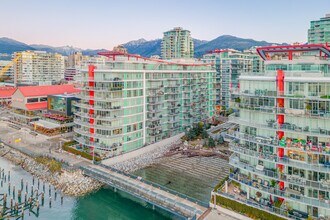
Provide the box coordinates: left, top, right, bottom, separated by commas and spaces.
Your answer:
227, 132, 330, 156
228, 115, 330, 138
230, 143, 330, 174
74, 127, 123, 139
214, 190, 304, 220
229, 173, 330, 209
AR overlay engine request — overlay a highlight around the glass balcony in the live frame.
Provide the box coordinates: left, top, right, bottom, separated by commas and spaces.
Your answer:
229, 115, 330, 138
229, 144, 330, 190
229, 172, 330, 209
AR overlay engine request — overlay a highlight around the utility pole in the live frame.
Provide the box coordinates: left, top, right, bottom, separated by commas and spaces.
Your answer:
92, 147, 95, 164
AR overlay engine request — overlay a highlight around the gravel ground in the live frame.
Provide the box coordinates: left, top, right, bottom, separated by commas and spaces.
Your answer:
111, 139, 183, 173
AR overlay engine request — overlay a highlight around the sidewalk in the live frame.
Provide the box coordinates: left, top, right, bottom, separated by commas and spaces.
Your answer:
202, 203, 252, 220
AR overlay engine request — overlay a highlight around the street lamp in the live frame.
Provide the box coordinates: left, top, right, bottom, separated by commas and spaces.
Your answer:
92, 146, 95, 164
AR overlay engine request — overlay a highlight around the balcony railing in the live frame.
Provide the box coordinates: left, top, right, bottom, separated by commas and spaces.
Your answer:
229, 173, 330, 209
228, 115, 330, 138
227, 132, 330, 156
229, 144, 330, 186
74, 136, 121, 151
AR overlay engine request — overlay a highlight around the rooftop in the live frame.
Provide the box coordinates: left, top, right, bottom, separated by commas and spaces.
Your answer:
17, 84, 79, 97
97, 51, 211, 67
256, 44, 330, 60
0, 87, 16, 98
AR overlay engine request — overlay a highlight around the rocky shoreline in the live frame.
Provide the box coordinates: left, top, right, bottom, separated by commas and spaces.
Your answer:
0, 145, 103, 197
111, 139, 183, 173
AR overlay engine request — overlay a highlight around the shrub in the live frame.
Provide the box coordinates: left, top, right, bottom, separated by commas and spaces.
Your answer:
214, 176, 229, 191
62, 145, 101, 162
214, 194, 286, 220
208, 138, 216, 148
63, 140, 77, 147
35, 156, 62, 173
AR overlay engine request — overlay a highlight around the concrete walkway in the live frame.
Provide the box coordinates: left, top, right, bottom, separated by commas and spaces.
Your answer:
102, 133, 184, 166
203, 204, 252, 220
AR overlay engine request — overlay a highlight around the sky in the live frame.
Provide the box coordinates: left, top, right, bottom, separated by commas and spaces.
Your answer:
1, 0, 330, 49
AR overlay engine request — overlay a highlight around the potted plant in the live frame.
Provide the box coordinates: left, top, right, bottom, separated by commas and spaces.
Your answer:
271, 179, 276, 188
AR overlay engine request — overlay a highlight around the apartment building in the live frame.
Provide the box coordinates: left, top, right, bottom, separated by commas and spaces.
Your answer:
203, 49, 264, 109
161, 27, 194, 60
74, 51, 216, 158
13, 51, 65, 85
225, 44, 330, 219
308, 14, 330, 44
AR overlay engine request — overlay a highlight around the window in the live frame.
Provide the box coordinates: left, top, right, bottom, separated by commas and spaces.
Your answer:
27, 98, 38, 103
40, 97, 47, 102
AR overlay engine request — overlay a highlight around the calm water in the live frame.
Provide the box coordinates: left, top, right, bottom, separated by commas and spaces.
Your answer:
0, 157, 179, 220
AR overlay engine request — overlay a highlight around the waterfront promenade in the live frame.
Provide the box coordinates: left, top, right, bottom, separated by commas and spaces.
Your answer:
0, 119, 242, 219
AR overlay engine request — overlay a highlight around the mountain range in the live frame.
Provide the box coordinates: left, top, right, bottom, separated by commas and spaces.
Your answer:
0, 35, 286, 58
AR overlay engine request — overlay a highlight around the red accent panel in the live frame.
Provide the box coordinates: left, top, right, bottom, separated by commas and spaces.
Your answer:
90, 118, 94, 125
89, 109, 94, 115
88, 65, 96, 78
279, 181, 285, 190
89, 82, 94, 87
288, 51, 293, 60
277, 70, 285, 96
278, 148, 284, 158
277, 131, 284, 140
89, 100, 94, 105
90, 128, 94, 134
90, 137, 94, 142
277, 115, 284, 125
89, 91, 94, 97
277, 98, 284, 108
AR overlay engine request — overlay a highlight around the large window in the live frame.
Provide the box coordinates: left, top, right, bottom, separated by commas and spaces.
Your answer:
289, 99, 304, 109
27, 98, 38, 103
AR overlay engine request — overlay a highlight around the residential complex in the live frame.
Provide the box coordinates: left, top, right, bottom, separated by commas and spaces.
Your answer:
73, 51, 216, 158
203, 49, 264, 109
161, 27, 194, 60
224, 44, 330, 219
13, 51, 65, 85
308, 14, 330, 44
68, 52, 84, 68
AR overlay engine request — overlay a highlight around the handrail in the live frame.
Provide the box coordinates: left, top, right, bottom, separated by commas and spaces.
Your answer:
94, 162, 209, 208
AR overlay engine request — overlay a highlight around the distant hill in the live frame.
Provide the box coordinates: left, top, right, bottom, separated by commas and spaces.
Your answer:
123, 38, 209, 57
123, 38, 161, 57
0, 37, 35, 54
194, 35, 286, 57
122, 35, 285, 57
0, 35, 286, 58
30, 44, 82, 56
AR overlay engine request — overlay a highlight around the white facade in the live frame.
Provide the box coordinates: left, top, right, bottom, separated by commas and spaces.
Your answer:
13, 51, 65, 85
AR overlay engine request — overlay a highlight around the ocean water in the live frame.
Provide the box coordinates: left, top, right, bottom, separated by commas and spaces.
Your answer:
0, 157, 179, 220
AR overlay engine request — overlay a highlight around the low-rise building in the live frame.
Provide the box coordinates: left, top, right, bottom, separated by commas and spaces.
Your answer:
10, 84, 79, 124
0, 87, 16, 106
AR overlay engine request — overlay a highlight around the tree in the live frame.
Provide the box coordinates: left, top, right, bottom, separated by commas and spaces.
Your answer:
208, 138, 216, 148
202, 130, 209, 139
218, 135, 224, 144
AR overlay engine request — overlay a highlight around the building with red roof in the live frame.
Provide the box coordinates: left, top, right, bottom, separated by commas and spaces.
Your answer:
0, 87, 16, 106
10, 84, 79, 123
